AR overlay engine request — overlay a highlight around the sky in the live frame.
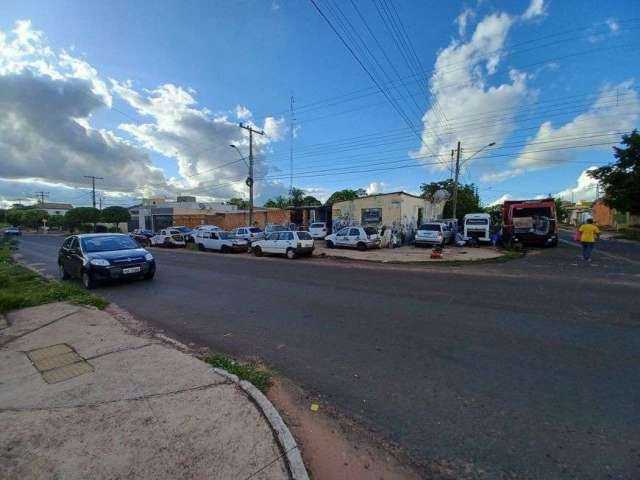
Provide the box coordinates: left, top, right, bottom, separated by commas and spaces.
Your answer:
0, 0, 639, 209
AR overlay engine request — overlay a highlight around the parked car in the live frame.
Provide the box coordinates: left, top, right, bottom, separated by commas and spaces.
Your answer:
3, 226, 21, 236
129, 231, 151, 247
231, 226, 264, 241
194, 230, 249, 253
309, 222, 328, 239
149, 228, 186, 248
414, 223, 451, 247
251, 230, 314, 259
172, 225, 195, 242
192, 225, 223, 237
58, 233, 155, 289
264, 224, 288, 236
133, 228, 154, 238
324, 226, 380, 250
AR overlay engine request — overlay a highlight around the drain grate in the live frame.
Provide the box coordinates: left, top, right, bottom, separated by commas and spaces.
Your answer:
26, 344, 94, 384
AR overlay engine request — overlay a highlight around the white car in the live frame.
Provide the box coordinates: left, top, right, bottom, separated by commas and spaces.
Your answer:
324, 226, 380, 250
192, 225, 223, 236
194, 230, 249, 253
251, 230, 314, 259
150, 228, 186, 248
309, 222, 328, 239
232, 226, 265, 241
414, 223, 451, 247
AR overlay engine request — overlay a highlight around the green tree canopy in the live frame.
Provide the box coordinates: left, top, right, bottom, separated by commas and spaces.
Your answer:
20, 209, 49, 229
301, 195, 321, 206
48, 214, 66, 229
325, 189, 367, 205
420, 179, 481, 221
100, 206, 131, 227
6, 209, 23, 226
288, 187, 305, 207
264, 195, 289, 209
227, 197, 249, 210
588, 130, 640, 214
65, 207, 101, 229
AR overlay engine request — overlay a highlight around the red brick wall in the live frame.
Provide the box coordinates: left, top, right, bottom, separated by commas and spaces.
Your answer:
592, 201, 613, 226
203, 209, 290, 231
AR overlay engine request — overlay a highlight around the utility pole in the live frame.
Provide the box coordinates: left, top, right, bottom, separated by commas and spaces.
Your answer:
34, 191, 49, 205
239, 123, 264, 226
84, 175, 103, 208
451, 141, 461, 220
289, 95, 295, 195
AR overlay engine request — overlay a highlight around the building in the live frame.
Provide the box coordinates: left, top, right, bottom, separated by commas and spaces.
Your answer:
128, 197, 240, 231
331, 192, 444, 239
566, 201, 593, 226
592, 200, 640, 228
38, 202, 73, 216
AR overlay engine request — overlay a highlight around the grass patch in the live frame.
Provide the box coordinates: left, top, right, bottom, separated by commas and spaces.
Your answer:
204, 353, 272, 392
185, 242, 200, 251
0, 239, 108, 313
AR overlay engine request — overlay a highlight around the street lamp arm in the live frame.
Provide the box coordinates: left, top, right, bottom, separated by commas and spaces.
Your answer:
461, 142, 496, 166
229, 144, 250, 168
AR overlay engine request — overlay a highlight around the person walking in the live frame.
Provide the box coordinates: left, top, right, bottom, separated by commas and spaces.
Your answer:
578, 218, 600, 261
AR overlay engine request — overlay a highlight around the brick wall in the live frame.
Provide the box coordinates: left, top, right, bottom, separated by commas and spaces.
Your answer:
592, 201, 613, 226
173, 209, 290, 230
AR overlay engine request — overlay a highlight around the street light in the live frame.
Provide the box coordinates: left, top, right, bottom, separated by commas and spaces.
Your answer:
229, 144, 254, 224
229, 144, 249, 168
461, 142, 496, 166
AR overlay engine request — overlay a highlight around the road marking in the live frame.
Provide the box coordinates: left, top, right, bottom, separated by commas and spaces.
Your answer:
559, 239, 640, 265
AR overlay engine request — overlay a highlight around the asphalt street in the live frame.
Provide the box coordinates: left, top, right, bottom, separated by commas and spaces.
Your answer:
14, 234, 640, 479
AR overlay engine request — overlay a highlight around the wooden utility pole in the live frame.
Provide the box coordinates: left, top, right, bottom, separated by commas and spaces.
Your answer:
239, 123, 264, 226
84, 175, 103, 208
451, 141, 461, 220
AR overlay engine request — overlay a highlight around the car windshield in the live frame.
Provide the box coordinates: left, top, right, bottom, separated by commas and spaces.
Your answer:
218, 232, 232, 239
419, 224, 441, 231
174, 227, 191, 233
269, 225, 287, 231
249, 227, 262, 233
310, 223, 325, 228
364, 227, 378, 235
297, 231, 312, 240
466, 218, 488, 225
81, 235, 139, 252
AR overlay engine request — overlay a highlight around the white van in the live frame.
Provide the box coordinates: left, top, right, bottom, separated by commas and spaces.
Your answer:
463, 213, 491, 243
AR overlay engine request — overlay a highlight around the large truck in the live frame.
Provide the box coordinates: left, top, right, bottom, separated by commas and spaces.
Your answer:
502, 199, 558, 247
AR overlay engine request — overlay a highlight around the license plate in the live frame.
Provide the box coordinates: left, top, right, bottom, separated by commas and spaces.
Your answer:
122, 266, 141, 274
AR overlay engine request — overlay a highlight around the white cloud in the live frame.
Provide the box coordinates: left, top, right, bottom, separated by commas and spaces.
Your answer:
455, 8, 475, 36
235, 105, 252, 120
488, 193, 512, 206
365, 181, 385, 195
555, 168, 599, 202
417, 11, 530, 171
522, 0, 546, 21
606, 18, 619, 33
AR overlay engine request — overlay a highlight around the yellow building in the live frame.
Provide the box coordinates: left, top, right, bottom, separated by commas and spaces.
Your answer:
331, 192, 444, 233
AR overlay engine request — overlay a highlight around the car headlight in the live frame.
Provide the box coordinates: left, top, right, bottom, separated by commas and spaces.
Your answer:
90, 258, 110, 266
145, 253, 154, 261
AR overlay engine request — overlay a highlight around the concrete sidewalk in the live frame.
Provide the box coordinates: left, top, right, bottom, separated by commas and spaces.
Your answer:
0, 302, 302, 479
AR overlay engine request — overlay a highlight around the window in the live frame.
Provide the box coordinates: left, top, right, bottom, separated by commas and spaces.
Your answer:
361, 208, 382, 224
310, 223, 325, 228
62, 238, 73, 249
466, 218, 488, 225
349, 228, 360, 236
70, 238, 79, 250
419, 224, 442, 232
249, 227, 262, 233
364, 227, 378, 236
81, 235, 139, 253
278, 232, 293, 241
266, 233, 277, 241
297, 231, 312, 240
336, 228, 348, 236
203, 232, 211, 239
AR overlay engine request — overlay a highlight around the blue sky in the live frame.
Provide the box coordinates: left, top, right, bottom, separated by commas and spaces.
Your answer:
0, 0, 638, 208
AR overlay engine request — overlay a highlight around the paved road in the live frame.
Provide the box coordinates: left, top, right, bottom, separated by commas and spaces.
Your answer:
15, 235, 640, 479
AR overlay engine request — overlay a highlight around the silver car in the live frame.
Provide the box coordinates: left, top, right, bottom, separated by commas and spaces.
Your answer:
414, 223, 451, 247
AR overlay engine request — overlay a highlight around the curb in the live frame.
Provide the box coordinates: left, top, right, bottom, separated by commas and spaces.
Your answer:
212, 367, 309, 480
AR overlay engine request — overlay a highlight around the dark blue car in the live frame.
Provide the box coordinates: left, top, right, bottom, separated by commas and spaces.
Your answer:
58, 233, 156, 289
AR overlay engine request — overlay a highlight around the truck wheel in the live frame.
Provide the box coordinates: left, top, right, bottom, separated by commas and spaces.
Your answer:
253, 246, 262, 257
357, 242, 367, 251
286, 248, 296, 259
326, 240, 334, 249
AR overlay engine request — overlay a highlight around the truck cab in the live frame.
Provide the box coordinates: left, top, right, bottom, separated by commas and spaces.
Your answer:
463, 213, 491, 243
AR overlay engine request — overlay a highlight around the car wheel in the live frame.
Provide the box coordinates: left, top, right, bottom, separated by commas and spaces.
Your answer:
221, 245, 230, 254
81, 271, 96, 290
163, 238, 171, 248
253, 246, 262, 257
357, 242, 367, 251
326, 240, 334, 249
198, 243, 205, 251
59, 263, 69, 280
286, 248, 296, 260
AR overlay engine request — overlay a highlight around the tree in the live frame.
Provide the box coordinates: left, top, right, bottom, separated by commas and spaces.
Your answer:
325, 189, 362, 205
588, 130, 640, 214
100, 206, 131, 231
6, 209, 23, 226
65, 207, 101, 231
554, 198, 569, 223
288, 187, 305, 207
264, 196, 289, 209
484, 204, 503, 226
227, 197, 249, 210
301, 195, 321, 206
420, 179, 481, 221
48, 214, 66, 230
20, 209, 49, 229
